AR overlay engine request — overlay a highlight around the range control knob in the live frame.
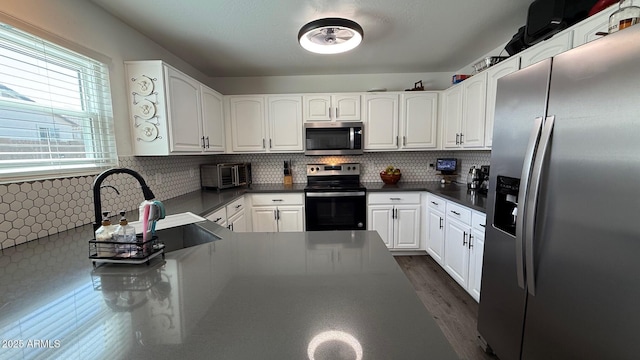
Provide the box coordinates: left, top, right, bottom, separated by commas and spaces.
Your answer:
316, 167, 320, 171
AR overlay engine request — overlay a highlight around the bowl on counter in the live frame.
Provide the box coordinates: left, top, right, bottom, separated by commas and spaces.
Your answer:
380, 173, 401, 185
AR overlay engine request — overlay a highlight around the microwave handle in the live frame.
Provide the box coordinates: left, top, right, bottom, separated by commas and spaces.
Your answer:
350, 127, 355, 150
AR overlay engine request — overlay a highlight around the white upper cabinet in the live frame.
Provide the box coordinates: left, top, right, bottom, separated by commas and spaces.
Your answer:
303, 94, 361, 121
442, 72, 487, 149
484, 56, 521, 148
228, 96, 267, 152
363, 93, 399, 150
266, 96, 303, 152
227, 95, 303, 153
125, 60, 225, 155
165, 67, 203, 152
573, 6, 617, 47
520, 31, 573, 68
200, 85, 225, 153
400, 92, 439, 149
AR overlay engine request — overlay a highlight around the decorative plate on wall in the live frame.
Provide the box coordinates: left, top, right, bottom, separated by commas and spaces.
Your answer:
134, 99, 157, 120
136, 122, 159, 142
131, 75, 155, 96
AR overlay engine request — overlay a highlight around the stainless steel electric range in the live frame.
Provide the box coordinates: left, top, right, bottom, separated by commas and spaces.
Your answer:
304, 163, 366, 231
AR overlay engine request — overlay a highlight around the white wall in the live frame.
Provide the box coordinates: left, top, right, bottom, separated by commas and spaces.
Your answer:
209, 72, 453, 95
0, 0, 211, 157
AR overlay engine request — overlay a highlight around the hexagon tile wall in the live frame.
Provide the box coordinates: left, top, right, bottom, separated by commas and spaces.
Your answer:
0, 151, 489, 250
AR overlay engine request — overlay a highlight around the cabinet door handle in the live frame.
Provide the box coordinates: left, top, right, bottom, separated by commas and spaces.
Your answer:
262, 138, 266, 149
463, 232, 467, 246
455, 133, 459, 145
269, 139, 272, 148
460, 133, 464, 144
403, 136, 407, 146
205, 136, 210, 148
336, 107, 339, 118
201, 136, 206, 149
439, 217, 443, 229
451, 210, 461, 216
277, 209, 280, 221
329, 107, 333, 119
274, 210, 277, 220
396, 136, 399, 146
469, 234, 474, 249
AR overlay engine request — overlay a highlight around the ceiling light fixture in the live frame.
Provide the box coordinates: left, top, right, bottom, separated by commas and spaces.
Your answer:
298, 18, 363, 54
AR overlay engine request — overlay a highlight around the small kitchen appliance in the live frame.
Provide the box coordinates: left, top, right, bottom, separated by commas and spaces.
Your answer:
304, 122, 363, 156
467, 166, 483, 190
201, 163, 252, 190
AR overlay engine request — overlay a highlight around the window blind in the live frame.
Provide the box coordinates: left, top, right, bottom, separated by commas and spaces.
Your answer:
0, 21, 117, 183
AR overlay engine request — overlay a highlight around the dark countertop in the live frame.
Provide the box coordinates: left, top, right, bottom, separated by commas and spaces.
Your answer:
189, 181, 486, 217
0, 222, 458, 359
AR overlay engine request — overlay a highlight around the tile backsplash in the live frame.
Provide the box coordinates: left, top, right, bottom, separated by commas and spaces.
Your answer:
0, 151, 489, 250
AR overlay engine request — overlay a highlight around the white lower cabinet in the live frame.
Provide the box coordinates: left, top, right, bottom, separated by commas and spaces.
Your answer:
205, 206, 227, 228
367, 192, 421, 250
425, 194, 446, 266
226, 196, 247, 232
425, 195, 486, 302
251, 193, 304, 232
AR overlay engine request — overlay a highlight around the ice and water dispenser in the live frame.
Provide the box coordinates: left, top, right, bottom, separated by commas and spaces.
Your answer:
494, 176, 520, 236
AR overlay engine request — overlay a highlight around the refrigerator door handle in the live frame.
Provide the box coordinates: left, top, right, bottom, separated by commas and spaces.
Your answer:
516, 116, 544, 290
525, 115, 556, 296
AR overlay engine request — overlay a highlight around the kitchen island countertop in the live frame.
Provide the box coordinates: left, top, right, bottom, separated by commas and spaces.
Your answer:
0, 221, 458, 359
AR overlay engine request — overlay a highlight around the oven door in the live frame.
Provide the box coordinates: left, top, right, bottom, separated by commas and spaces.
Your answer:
305, 190, 366, 231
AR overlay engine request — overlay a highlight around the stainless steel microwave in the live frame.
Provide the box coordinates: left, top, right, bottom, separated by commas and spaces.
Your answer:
200, 163, 251, 190
304, 122, 363, 155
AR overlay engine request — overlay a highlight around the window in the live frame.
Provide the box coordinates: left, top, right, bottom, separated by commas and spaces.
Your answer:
0, 21, 117, 183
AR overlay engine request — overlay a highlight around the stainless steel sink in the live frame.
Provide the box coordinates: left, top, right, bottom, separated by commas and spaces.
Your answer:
155, 223, 221, 253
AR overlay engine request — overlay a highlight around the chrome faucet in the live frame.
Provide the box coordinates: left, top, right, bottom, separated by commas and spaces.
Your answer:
92, 168, 155, 230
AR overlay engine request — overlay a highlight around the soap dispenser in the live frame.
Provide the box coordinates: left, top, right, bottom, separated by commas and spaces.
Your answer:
114, 211, 137, 255
95, 211, 117, 257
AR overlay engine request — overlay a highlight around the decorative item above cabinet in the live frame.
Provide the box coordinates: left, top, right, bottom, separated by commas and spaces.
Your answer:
125, 60, 225, 156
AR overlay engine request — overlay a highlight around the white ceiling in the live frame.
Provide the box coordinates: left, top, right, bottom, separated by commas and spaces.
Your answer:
90, 0, 532, 77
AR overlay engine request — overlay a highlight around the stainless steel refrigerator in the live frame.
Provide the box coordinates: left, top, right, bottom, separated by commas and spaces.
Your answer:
477, 25, 640, 360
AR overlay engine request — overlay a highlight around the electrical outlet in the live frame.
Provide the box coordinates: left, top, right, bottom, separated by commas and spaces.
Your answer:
155, 173, 162, 185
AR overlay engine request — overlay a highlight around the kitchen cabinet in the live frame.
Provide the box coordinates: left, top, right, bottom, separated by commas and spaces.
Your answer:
572, 5, 616, 48
227, 96, 267, 152
227, 95, 303, 153
468, 211, 486, 302
400, 92, 439, 149
425, 194, 446, 266
125, 60, 225, 155
519, 30, 573, 69
364, 92, 438, 151
250, 193, 304, 232
367, 192, 421, 250
226, 196, 247, 232
442, 72, 487, 149
303, 94, 361, 122
205, 206, 227, 228
200, 86, 226, 152
363, 93, 399, 150
442, 200, 485, 302
484, 56, 521, 148
266, 96, 304, 152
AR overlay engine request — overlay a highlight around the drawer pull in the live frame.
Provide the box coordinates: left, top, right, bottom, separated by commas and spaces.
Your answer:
214, 217, 222, 223
272, 199, 283, 202
235, 204, 242, 209
430, 201, 439, 206
390, 197, 401, 201
451, 210, 461, 216
480, 224, 486, 228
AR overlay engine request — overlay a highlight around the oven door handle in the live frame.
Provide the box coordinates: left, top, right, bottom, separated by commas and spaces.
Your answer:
305, 191, 366, 197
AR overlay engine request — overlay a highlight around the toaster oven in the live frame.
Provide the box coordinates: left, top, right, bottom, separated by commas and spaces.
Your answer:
200, 163, 252, 190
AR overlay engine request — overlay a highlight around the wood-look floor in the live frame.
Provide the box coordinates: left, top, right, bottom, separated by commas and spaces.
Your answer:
395, 255, 497, 360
